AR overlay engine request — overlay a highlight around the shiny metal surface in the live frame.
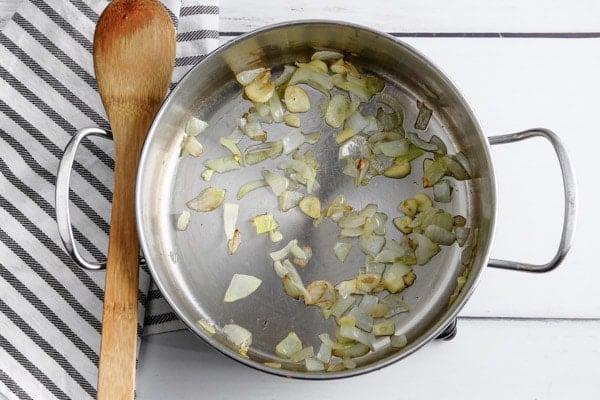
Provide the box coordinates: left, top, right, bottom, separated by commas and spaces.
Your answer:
136, 21, 498, 378
56, 127, 111, 271
487, 129, 577, 272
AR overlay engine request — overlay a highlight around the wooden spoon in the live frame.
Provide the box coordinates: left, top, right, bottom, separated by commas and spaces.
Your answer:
93, 1, 175, 398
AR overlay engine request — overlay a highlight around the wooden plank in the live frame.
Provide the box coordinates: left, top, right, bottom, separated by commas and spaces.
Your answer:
136, 319, 600, 400
220, 0, 600, 34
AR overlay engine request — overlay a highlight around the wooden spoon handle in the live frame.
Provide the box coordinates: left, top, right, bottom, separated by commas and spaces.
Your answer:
97, 110, 156, 400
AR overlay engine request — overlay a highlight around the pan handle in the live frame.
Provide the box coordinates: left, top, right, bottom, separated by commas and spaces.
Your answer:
55, 127, 112, 270
487, 128, 577, 272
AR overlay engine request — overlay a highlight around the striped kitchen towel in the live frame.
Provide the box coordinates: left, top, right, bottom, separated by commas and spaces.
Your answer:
0, 0, 219, 398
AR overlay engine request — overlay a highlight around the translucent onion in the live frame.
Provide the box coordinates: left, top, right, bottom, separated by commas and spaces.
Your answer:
373, 92, 405, 125
382, 263, 412, 293
288, 65, 333, 95
237, 179, 268, 200
375, 139, 410, 157
224, 274, 262, 302
200, 168, 214, 181
279, 190, 304, 212
325, 94, 350, 128
204, 155, 241, 173
410, 233, 440, 265
381, 293, 410, 318
333, 242, 352, 262
235, 67, 267, 86
346, 306, 374, 332
269, 89, 284, 123
390, 334, 408, 349
262, 170, 289, 196
281, 128, 307, 155
373, 320, 395, 336
424, 224, 456, 246
220, 137, 242, 158
186, 187, 226, 212
359, 234, 386, 257
222, 324, 252, 356
276, 331, 303, 358
311, 50, 344, 61
414, 100, 432, 130
185, 116, 209, 136
283, 113, 301, 127
244, 68, 274, 103
305, 357, 325, 372
433, 179, 452, 203
299, 196, 321, 219
175, 210, 190, 231
290, 346, 315, 363
180, 134, 204, 157
251, 212, 278, 235
195, 318, 215, 336
455, 226, 471, 247
273, 65, 298, 87
315, 343, 333, 364
305, 280, 336, 308
284, 85, 311, 113
338, 325, 375, 350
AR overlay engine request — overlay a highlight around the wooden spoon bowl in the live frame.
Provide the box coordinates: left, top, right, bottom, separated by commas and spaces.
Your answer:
93, 1, 175, 398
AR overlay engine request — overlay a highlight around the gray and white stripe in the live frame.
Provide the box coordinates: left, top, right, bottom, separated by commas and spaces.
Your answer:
0, 1, 219, 399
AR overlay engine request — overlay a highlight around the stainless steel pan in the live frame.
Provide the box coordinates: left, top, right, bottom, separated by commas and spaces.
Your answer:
57, 21, 576, 378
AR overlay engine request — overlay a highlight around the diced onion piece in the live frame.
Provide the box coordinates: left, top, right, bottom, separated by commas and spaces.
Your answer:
186, 187, 226, 212
204, 154, 241, 173
228, 229, 241, 255
176, 210, 190, 231
344, 109, 370, 134
303, 131, 321, 145
283, 271, 310, 300
433, 179, 453, 203
270, 239, 298, 262
279, 190, 304, 212
441, 154, 471, 180
338, 325, 375, 350
237, 179, 268, 200
264, 362, 282, 369
410, 232, 441, 264
429, 135, 447, 155
424, 224, 456, 246
315, 343, 332, 364
336, 279, 358, 298
359, 234, 385, 257
238, 116, 267, 142
311, 50, 344, 61
220, 137, 242, 158
288, 65, 333, 95
222, 324, 252, 356
381, 293, 410, 318
329, 295, 355, 319
455, 226, 471, 247
382, 263, 412, 293
373, 92, 405, 126
200, 168, 214, 181
413, 193, 433, 212
373, 320, 395, 336
195, 318, 215, 336
180, 134, 204, 157
281, 128, 307, 155
185, 116, 209, 136
333, 242, 352, 262
414, 100, 432, 130
276, 331, 303, 358
269, 89, 284, 123
390, 334, 408, 349
284, 85, 311, 113
335, 128, 356, 144
369, 303, 388, 318
244, 68, 274, 103
393, 215, 413, 234
346, 306, 374, 332
355, 273, 381, 293
383, 160, 411, 179
283, 113, 301, 127
251, 212, 278, 234
290, 346, 315, 363
407, 131, 438, 152
375, 139, 410, 158
358, 294, 379, 313
299, 196, 321, 219
325, 94, 350, 128
236, 67, 267, 86
339, 227, 363, 238
269, 229, 284, 243
224, 273, 262, 302
223, 202, 239, 240
273, 65, 298, 87
262, 170, 289, 196
305, 280, 336, 308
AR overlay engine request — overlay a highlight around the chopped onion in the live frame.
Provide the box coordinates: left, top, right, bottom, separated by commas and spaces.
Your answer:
338, 325, 375, 350
355, 273, 381, 293
195, 318, 215, 336
185, 116, 209, 136
180, 134, 204, 157
410, 233, 440, 265
375, 139, 410, 157
441, 154, 471, 180
235, 67, 267, 86
186, 187, 226, 212
393, 215, 413, 234
333, 242, 352, 262
382, 263, 412, 293
315, 343, 333, 364
346, 306, 374, 332
270, 239, 298, 262
244, 68, 274, 103
228, 229, 241, 255
276, 331, 303, 358
335, 128, 356, 144
273, 65, 297, 87
373, 320, 395, 336
433, 179, 452, 203
222, 324, 252, 356
283, 113, 301, 127
381, 293, 410, 317
299, 196, 321, 219
281, 128, 307, 155
279, 190, 304, 212
455, 226, 471, 247
237, 179, 268, 200
200, 168, 214, 181
311, 50, 344, 61
390, 334, 408, 349
336, 279, 358, 298
344, 109, 369, 134
305, 280, 336, 308
251, 212, 278, 234
284, 85, 311, 113
290, 346, 315, 363
262, 170, 289, 196
175, 210, 190, 231
324, 94, 350, 128
328, 295, 356, 319
269, 89, 284, 123
383, 160, 411, 179
288, 65, 333, 95
224, 273, 262, 302
220, 137, 242, 158
424, 224, 456, 246
223, 202, 239, 240
373, 92, 405, 126
414, 100, 432, 130
204, 154, 241, 173
359, 234, 385, 257
269, 229, 284, 243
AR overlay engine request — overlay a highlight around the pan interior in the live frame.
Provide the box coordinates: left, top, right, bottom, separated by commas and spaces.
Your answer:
137, 21, 495, 377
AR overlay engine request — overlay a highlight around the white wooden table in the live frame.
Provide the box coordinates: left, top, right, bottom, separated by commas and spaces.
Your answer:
2, 1, 599, 399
